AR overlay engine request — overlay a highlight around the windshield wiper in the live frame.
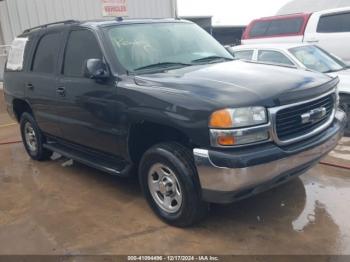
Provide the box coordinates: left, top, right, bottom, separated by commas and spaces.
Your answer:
134, 62, 192, 72
191, 56, 234, 64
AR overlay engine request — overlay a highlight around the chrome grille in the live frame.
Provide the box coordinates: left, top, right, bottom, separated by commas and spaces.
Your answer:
275, 94, 335, 141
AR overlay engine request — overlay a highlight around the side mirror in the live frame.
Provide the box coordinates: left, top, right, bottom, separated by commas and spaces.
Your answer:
84, 59, 110, 80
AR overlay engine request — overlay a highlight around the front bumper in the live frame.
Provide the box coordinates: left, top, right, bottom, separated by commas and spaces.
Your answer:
194, 109, 346, 204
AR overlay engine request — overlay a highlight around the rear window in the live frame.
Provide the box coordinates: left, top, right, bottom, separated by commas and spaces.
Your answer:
249, 17, 304, 38
32, 32, 62, 74
317, 12, 350, 33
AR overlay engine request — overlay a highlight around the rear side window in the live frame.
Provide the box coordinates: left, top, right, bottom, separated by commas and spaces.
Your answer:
32, 32, 61, 74
63, 30, 102, 77
258, 50, 294, 66
317, 12, 350, 33
233, 50, 254, 60
249, 17, 304, 38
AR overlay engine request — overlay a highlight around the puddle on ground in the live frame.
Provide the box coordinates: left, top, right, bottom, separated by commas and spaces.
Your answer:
293, 166, 350, 253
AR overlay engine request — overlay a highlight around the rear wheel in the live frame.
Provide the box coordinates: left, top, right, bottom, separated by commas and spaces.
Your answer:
139, 142, 208, 227
20, 112, 53, 161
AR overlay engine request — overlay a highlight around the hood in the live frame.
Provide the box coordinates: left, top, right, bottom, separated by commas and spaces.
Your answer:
134, 60, 336, 109
328, 68, 350, 94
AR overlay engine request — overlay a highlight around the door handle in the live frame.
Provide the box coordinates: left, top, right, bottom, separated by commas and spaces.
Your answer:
26, 83, 34, 90
56, 86, 66, 97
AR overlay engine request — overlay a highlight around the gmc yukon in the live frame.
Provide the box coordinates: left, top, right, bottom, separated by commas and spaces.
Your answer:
3, 19, 346, 226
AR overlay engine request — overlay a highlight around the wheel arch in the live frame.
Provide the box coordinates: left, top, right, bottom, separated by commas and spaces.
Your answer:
12, 98, 33, 122
128, 121, 195, 165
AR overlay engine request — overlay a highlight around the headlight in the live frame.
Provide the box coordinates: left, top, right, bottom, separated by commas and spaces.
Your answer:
209, 107, 269, 147
209, 107, 267, 128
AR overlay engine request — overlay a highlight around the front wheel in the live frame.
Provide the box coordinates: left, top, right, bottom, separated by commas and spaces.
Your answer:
139, 142, 208, 227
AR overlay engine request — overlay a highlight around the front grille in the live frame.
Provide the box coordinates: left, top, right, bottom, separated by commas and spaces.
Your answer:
275, 94, 334, 141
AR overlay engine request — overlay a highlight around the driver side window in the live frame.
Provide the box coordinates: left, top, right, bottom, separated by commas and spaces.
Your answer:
63, 29, 102, 77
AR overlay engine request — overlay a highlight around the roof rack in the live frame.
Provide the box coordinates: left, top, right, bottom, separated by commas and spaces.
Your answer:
23, 20, 79, 33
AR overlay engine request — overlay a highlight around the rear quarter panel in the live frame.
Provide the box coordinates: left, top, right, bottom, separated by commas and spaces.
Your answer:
3, 71, 26, 120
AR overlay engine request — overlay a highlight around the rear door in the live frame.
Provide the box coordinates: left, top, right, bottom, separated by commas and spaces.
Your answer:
56, 28, 119, 154
25, 29, 64, 137
304, 11, 350, 63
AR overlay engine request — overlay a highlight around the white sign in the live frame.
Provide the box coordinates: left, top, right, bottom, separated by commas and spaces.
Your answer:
6, 37, 28, 71
101, 0, 128, 17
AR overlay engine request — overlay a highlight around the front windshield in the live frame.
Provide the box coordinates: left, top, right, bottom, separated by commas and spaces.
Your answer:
105, 22, 233, 72
289, 45, 345, 73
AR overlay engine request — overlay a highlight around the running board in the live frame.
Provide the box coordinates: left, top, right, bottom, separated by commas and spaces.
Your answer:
43, 142, 131, 177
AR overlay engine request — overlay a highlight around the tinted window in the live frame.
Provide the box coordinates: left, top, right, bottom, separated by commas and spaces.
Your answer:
249, 17, 304, 38
63, 30, 102, 77
32, 32, 61, 73
258, 50, 294, 66
317, 12, 350, 33
233, 50, 254, 60
249, 21, 270, 37
267, 18, 303, 35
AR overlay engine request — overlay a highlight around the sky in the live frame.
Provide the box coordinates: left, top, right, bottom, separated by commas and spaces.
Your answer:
177, 0, 292, 26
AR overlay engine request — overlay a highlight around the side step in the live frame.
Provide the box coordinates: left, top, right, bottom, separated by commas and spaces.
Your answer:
43, 142, 131, 177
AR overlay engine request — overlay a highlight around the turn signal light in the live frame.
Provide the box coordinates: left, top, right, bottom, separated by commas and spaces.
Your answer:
209, 109, 233, 128
217, 135, 235, 146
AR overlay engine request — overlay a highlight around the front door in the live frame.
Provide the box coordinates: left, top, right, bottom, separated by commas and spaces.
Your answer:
57, 29, 119, 155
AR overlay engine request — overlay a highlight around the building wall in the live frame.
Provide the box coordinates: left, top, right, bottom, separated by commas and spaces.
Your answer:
0, 0, 176, 79
277, 0, 350, 15
0, 0, 176, 44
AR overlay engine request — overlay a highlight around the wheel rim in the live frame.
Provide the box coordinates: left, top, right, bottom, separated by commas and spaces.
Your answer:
24, 122, 38, 152
148, 163, 183, 213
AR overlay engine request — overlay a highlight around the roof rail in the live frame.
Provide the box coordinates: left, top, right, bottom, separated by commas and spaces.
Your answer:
23, 20, 79, 33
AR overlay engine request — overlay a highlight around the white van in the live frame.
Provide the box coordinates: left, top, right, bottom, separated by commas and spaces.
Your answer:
242, 7, 350, 64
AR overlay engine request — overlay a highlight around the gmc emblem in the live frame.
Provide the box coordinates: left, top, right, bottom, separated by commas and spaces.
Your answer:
301, 107, 327, 124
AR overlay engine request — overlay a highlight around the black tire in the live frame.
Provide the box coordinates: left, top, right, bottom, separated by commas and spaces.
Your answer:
139, 142, 209, 227
339, 94, 350, 136
20, 112, 53, 161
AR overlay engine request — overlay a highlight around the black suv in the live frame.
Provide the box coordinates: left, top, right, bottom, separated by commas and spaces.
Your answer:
3, 19, 346, 226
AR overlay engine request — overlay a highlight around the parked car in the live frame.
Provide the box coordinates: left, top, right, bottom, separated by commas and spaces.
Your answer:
241, 7, 350, 64
228, 43, 350, 134
3, 19, 346, 227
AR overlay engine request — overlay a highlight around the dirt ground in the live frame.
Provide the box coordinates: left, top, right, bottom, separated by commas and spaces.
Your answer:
1, 86, 350, 255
